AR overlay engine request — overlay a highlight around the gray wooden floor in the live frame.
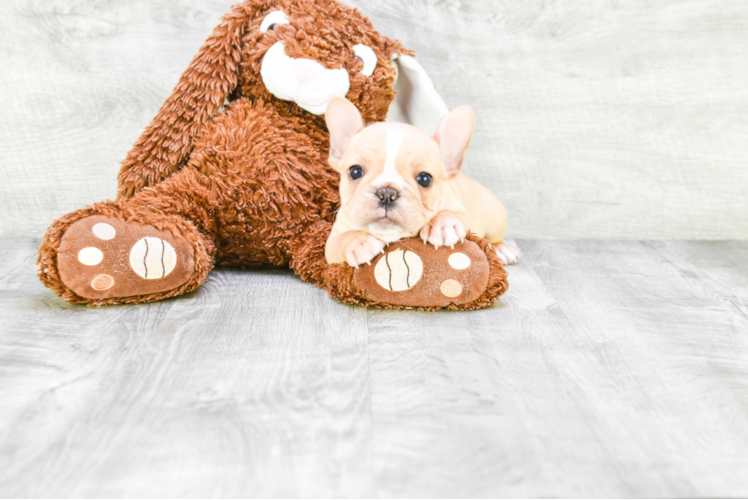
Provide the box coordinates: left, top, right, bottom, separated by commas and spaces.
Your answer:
1, 239, 747, 497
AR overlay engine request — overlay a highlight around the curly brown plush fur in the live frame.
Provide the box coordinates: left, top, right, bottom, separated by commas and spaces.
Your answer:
37, 0, 508, 309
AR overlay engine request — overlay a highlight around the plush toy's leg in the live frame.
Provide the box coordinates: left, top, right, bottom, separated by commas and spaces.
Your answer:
38, 170, 218, 305
291, 221, 509, 311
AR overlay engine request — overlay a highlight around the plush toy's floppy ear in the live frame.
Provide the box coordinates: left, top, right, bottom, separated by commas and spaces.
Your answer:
386, 55, 450, 137
325, 97, 365, 169
433, 106, 475, 180
117, 4, 253, 200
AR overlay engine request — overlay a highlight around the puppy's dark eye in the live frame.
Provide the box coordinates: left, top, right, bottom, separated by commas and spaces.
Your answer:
416, 172, 433, 188
348, 165, 364, 180
267, 23, 278, 31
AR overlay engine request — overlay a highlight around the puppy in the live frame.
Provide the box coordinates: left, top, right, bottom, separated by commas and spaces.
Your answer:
324, 97, 519, 268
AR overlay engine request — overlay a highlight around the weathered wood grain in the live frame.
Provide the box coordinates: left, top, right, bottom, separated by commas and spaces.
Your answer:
1, 0, 747, 239
366, 240, 748, 497
0, 240, 372, 498
2, 238, 748, 497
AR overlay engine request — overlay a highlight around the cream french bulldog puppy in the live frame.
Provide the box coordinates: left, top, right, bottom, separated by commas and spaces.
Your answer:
324, 97, 519, 268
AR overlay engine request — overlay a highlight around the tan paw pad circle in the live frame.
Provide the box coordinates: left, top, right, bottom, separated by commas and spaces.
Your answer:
374, 249, 423, 291
440, 279, 463, 298
448, 252, 471, 270
91, 274, 114, 291
78, 247, 103, 266
92, 223, 116, 240
129, 237, 177, 280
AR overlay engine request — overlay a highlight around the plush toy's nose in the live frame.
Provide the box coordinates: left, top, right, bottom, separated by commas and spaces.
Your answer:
293, 59, 323, 85
377, 187, 399, 208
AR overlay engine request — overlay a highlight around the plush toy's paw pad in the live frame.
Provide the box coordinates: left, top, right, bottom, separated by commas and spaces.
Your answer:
494, 243, 520, 265
352, 237, 491, 308
57, 216, 195, 300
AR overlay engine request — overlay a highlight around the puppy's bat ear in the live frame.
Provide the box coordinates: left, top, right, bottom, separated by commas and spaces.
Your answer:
117, 3, 256, 200
433, 106, 475, 180
325, 97, 365, 170
386, 55, 449, 137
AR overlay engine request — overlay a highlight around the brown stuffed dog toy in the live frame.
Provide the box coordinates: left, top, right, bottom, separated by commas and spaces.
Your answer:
37, 0, 508, 310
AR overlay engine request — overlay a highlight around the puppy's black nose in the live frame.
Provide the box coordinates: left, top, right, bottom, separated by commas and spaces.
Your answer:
376, 187, 399, 208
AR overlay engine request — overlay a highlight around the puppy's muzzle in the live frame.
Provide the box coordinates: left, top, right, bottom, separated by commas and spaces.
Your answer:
377, 187, 399, 209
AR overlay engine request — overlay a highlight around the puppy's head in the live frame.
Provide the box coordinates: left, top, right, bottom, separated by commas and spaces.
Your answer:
326, 97, 475, 241
237, 0, 406, 123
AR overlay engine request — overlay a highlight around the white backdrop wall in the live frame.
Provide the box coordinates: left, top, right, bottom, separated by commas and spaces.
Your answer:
1, 0, 746, 239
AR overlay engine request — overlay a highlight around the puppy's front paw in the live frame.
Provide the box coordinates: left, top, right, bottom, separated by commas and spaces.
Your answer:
345, 233, 387, 268
494, 243, 520, 265
420, 213, 466, 249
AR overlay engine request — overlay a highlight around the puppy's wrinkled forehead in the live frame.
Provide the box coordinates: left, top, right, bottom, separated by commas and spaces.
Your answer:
350, 123, 438, 183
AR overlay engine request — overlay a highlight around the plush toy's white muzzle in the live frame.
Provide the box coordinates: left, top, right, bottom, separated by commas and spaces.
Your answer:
261, 42, 351, 115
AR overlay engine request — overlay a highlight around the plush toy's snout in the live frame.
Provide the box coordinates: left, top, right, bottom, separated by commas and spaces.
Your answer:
261, 41, 351, 115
